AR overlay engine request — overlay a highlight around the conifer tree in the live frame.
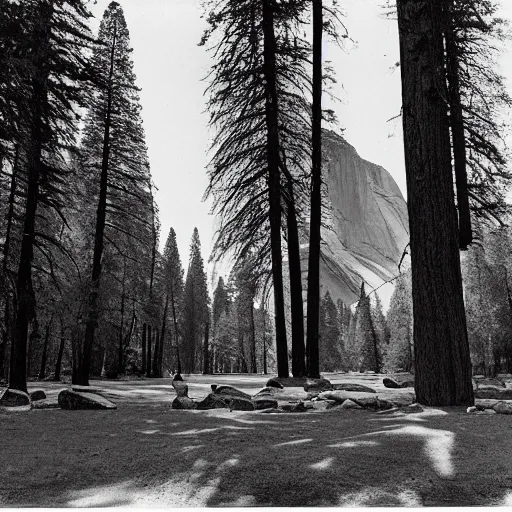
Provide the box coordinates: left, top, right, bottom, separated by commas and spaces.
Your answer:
318, 291, 340, 372
4, 0, 93, 392
355, 283, 381, 373
78, 2, 154, 385
182, 228, 209, 373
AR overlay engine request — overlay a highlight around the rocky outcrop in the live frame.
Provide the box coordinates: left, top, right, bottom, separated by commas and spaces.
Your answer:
58, 390, 117, 410
317, 132, 409, 305
29, 389, 47, 401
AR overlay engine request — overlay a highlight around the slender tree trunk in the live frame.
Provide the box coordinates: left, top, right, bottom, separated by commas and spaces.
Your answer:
285, 177, 306, 377
445, 4, 472, 249
158, 294, 169, 378
397, 0, 473, 405
262, 0, 288, 378
146, 324, 152, 377
38, 318, 52, 380
306, 0, 323, 379
117, 258, 126, 375
1, 146, 18, 380
81, 22, 118, 386
152, 330, 159, 377
141, 322, 147, 375
54, 317, 65, 381
249, 302, 257, 374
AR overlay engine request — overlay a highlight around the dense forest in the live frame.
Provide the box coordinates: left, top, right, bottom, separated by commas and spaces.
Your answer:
1, 0, 512, 408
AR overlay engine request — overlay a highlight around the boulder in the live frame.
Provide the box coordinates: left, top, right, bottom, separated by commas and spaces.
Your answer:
172, 380, 189, 398
339, 399, 363, 410
358, 396, 394, 411
58, 390, 117, 410
473, 377, 505, 388
400, 403, 423, 414
383, 374, 415, 389
280, 401, 308, 412
228, 397, 255, 411
0, 388, 30, 407
31, 399, 60, 410
252, 387, 281, 399
195, 393, 230, 410
317, 390, 376, 404
475, 388, 512, 400
214, 386, 252, 400
29, 389, 47, 401
252, 397, 278, 410
266, 378, 284, 389
332, 383, 376, 393
387, 392, 416, 407
493, 402, 512, 415
303, 378, 333, 393
172, 396, 198, 410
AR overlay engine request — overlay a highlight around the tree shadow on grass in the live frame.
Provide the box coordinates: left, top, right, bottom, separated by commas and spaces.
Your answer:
3, 400, 512, 507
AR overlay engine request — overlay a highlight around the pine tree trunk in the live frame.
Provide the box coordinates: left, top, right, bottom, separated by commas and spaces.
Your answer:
397, 0, 474, 406
146, 324, 152, 377
262, 0, 288, 378
445, 3, 472, 249
249, 303, 257, 373
38, 319, 52, 380
54, 317, 65, 381
306, 0, 323, 380
286, 179, 306, 377
81, 22, 118, 386
152, 330, 159, 377
117, 258, 126, 375
10, 3, 52, 392
141, 322, 147, 375
1, 146, 18, 380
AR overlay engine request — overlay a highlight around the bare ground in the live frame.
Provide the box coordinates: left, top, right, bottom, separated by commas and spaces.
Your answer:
1, 373, 512, 507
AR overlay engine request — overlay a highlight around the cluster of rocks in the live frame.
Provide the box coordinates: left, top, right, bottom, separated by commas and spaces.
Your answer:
171, 375, 419, 414
0, 386, 117, 411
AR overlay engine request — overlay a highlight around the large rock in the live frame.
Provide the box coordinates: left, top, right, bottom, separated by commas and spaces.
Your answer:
304, 378, 333, 393
313, 131, 409, 305
252, 387, 282, 399
172, 380, 189, 398
384, 373, 415, 389
214, 386, 252, 400
31, 399, 60, 410
228, 397, 255, 411
195, 393, 230, 410
358, 396, 394, 411
317, 390, 376, 404
475, 388, 512, 400
0, 388, 30, 407
252, 397, 278, 410
29, 389, 47, 401
172, 396, 198, 410
266, 378, 284, 389
493, 402, 512, 415
339, 399, 363, 410
473, 377, 505, 389
332, 383, 376, 393
58, 390, 117, 410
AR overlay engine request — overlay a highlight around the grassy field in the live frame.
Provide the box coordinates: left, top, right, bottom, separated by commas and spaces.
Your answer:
1, 373, 512, 507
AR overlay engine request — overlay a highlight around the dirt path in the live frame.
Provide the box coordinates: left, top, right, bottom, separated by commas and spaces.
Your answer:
1, 374, 512, 507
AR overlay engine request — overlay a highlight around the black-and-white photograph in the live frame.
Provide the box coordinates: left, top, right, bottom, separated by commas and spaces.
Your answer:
1, 0, 512, 507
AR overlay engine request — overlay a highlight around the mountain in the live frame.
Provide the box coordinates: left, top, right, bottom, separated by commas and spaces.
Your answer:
315, 131, 409, 305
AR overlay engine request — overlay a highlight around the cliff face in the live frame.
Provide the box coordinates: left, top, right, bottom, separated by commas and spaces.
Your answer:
316, 131, 409, 305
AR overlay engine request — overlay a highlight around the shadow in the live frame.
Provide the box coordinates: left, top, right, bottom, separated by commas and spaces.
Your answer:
3, 377, 511, 507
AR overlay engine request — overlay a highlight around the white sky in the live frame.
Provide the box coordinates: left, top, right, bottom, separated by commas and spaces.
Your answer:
88, 0, 512, 296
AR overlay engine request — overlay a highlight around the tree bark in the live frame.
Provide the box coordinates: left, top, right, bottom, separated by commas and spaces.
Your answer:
141, 322, 147, 375
445, 2, 472, 249
54, 317, 65, 381
158, 294, 169, 378
262, 0, 288, 378
202, 320, 210, 374
81, 21, 117, 386
397, 0, 474, 406
38, 318, 52, 380
146, 324, 152, 377
249, 302, 257, 374
170, 285, 181, 374
285, 177, 306, 377
152, 329, 159, 377
306, 0, 323, 379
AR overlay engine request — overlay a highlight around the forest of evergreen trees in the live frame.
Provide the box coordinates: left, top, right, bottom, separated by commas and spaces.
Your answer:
1, 0, 512, 407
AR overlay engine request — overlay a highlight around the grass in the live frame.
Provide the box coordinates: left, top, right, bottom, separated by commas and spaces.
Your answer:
1, 373, 512, 507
